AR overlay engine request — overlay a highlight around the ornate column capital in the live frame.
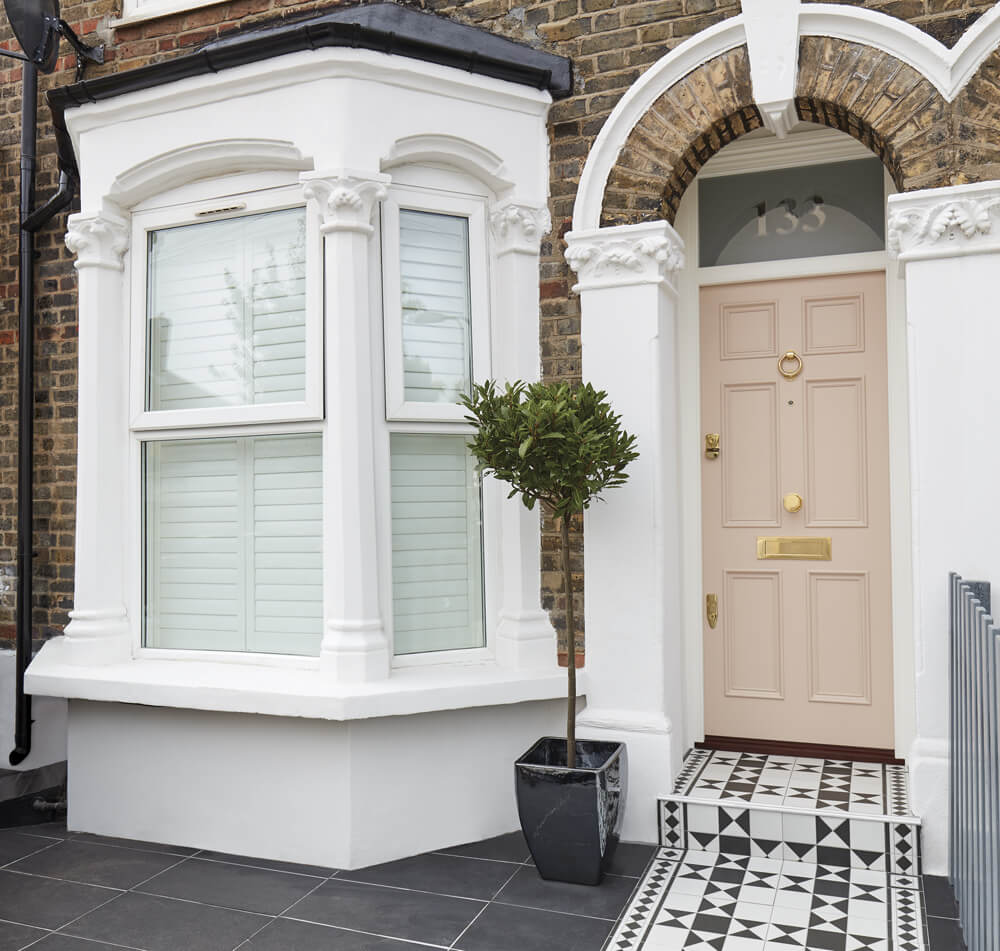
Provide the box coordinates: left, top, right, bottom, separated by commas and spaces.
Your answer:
565, 220, 685, 292
888, 182, 1000, 262
65, 212, 129, 271
489, 200, 551, 255
301, 169, 391, 236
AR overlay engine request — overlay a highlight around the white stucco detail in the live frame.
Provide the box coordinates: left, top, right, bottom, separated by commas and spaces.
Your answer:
565, 220, 685, 292
383, 133, 514, 195
888, 180, 1000, 262
488, 200, 551, 256
743, 0, 800, 137
301, 169, 390, 236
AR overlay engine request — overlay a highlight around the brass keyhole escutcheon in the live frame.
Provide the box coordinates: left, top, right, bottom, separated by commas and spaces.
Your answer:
783, 492, 803, 513
706, 593, 718, 630
778, 350, 803, 379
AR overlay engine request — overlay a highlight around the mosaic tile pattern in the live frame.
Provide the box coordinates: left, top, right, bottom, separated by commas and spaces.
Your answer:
604, 848, 927, 951
672, 751, 914, 817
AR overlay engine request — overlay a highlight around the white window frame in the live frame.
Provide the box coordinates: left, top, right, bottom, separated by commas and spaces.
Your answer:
381, 186, 490, 422
129, 183, 324, 433
374, 170, 499, 667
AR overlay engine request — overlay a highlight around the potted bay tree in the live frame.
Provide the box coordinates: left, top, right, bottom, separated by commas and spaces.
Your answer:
461, 380, 638, 886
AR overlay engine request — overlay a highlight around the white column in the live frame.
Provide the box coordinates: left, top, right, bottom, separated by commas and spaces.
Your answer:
62, 211, 131, 664
889, 180, 1000, 874
565, 220, 686, 842
488, 200, 558, 670
302, 170, 392, 682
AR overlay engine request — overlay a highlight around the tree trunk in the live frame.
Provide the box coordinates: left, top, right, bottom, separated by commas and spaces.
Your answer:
562, 514, 576, 769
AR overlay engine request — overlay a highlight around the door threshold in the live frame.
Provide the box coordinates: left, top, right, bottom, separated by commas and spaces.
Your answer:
698, 734, 904, 765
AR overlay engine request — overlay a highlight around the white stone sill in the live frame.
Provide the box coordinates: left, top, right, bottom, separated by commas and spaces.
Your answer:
25, 637, 578, 721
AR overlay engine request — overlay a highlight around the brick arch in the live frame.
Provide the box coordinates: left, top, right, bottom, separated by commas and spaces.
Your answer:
601, 46, 763, 227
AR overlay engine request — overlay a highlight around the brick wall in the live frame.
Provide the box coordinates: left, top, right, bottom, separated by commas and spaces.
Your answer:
811, 0, 995, 48
0, 0, 997, 656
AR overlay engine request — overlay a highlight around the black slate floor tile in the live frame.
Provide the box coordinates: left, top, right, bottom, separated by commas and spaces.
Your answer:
240, 917, 437, 950
604, 842, 657, 878
0, 870, 118, 930
137, 857, 323, 915
437, 832, 531, 864
197, 850, 336, 878
9, 840, 183, 890
65, 892, 265, 951
922, 875, 960, 919
0, 919, 48, 951
457, 901, 613, 951
285, 877, 485, 946
492, 865, 636, 920
71, 834, 198, 857
927, 914, 967, 951
0, 829, 58, 866
340, 852, 518, 900
26, 935, 137, 950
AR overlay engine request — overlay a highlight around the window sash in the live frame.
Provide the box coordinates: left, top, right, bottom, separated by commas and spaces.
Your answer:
130, 186, 323, 432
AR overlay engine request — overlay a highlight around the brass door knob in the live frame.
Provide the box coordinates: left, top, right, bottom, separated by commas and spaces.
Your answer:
783, 492, 803, 513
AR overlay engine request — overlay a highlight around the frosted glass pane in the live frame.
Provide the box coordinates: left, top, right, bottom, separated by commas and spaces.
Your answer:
147, 208, 307, 412
144, 433, 322, 655
390, 433, 484, 654
399, 210, 472, 404
699, 158, 885, 267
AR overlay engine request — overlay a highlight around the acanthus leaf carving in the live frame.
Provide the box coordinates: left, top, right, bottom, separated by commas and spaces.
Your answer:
887, 189, 1000, 259
565, 227, 685, 289
301, 171, 391, 235
65, 213, 129, 271
489, 201, 551, 255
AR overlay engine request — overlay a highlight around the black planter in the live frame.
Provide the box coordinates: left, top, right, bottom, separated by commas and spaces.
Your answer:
514, 737, 627, 886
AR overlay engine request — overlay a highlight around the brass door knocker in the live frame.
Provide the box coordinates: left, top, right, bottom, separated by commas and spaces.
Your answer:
778, 350, 803, 379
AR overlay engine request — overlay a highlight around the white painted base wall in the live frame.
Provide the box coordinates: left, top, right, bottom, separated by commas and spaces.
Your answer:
68, 698, 576, 869
0, 651, 67, 772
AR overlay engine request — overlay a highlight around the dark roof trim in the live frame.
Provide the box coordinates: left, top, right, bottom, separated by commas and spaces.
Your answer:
47, 3, 571, 179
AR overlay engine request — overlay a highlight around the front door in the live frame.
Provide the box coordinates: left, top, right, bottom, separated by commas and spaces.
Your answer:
700, 271, 893, 749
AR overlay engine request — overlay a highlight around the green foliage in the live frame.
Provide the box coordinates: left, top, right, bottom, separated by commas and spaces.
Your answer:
460, 380, 639, 521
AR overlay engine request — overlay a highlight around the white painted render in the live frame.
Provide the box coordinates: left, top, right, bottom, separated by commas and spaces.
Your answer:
0, 652, 66, 771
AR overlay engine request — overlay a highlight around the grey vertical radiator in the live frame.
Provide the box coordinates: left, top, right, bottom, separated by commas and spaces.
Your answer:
950, 572, 997, 951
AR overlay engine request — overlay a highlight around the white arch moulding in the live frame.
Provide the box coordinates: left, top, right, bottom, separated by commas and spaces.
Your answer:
572, 0, 1000, 231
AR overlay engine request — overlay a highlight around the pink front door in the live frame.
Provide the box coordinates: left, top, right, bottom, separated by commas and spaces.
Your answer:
700, 271, 894, 749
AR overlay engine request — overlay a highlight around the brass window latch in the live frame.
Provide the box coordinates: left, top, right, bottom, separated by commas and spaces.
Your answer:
705, 433, 720, 459
706, 593, 718, 629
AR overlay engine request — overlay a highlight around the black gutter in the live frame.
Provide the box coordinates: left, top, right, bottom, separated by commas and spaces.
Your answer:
47, 3, 572, 179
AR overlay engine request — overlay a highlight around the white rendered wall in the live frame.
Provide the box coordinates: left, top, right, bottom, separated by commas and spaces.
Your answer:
68, 698, 564, 869
889, 182, 1000, 875
0, 652, 66, 771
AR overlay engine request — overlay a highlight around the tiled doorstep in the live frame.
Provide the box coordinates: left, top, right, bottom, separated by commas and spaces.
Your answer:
603, 847, 928, 951
0, 823, 653, 951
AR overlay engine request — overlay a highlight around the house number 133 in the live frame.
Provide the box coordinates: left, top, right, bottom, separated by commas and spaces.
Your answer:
754, 198, 826, 237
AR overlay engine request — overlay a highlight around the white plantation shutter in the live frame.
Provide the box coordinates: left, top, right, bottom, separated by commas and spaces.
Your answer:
390, 433, 484, 654
145, 433, 323, 655
147, 208, 307, 412
399, 210, 472, 404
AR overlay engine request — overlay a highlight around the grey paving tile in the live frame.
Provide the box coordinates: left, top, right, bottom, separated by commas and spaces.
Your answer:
927, 914, 967, 951
285, 877, 484, 946
0, 829, 59, 866
240, 917, 437, 949
922, 874, 959, 919
0, 919, 48, 951
71, 834, 197, 857
0, 870, 117, 930
137, 857, 324, 915
604, 842, 657, 878
9, 840, 183, 889
24, 935, 138, 951
340, 852, 517, 900
197, 850, 335, 878
13, 821, 67, 838
492, 866, 637, 920
436, 832, 531, 864
456, 901, 613, 951
65, 892, 265, 951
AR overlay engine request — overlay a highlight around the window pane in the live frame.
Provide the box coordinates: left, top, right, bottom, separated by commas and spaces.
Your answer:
147, 208, 307, 412
144, 433, 322, 656
390, 433, 484, 654
399, 210, 472, 404
699, 158, 885, 267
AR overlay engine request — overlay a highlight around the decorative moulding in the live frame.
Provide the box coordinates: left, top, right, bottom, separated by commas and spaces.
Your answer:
887, 182, 1000, 262
110, 139, 313, 209
301, 170, 392, 235
743, 0, 800, 138
382, 134, 514, 195
489, 200, 551, 255
565, 221, 686, 292
699, 126, 872, 178
65, 212, 129, 270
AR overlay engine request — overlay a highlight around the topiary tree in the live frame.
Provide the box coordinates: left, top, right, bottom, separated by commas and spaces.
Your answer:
461, 380, 638, 768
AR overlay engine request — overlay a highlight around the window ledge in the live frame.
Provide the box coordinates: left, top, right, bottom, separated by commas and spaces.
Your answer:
25, 637, 578, 722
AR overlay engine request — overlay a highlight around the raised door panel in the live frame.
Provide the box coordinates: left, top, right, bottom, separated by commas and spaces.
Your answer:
720, 302, 779, 360
803, 295, 865, 354
723, 570, 783, 699
722, 382, 780, 527
807, 571, 872, 704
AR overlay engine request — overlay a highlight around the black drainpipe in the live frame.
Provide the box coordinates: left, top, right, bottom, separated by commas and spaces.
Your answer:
9, 61, 76, 767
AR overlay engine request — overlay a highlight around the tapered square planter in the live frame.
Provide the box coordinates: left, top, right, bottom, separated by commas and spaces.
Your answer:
514, 737, 627, 885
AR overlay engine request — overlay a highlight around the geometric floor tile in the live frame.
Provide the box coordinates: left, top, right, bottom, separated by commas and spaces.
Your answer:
603, 847, 929, 951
